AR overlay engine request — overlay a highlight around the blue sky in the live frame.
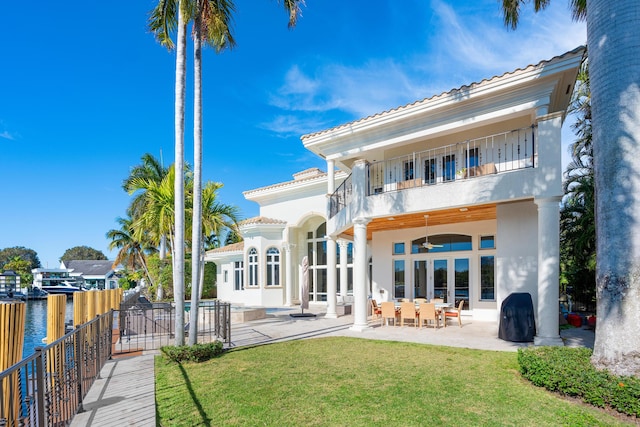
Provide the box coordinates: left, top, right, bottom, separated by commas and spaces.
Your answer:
1, 0, 585, 269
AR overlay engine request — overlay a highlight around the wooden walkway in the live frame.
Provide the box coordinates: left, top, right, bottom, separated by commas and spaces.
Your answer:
70, 352, 157, 426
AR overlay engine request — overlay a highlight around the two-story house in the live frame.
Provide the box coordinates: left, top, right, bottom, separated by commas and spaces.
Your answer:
206, 47, 585, 345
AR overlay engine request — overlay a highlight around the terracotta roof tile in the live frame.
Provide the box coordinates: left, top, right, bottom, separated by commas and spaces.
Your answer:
239, 216, 287, 226
206, 241, 244, 254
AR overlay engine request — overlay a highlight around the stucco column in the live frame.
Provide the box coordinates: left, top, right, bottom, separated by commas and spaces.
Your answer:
283, 243, 296, 306
338, 239, 349, 297
350, 217, 370, 331
326, 237, 338, 318
327, 159, 335, 194
534, 197, 563, 346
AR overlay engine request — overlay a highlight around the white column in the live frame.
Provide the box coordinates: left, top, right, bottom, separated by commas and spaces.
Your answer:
338, 239, 349, 297
534, 197, 563, 346
350, 217, 370, 331
327, 159, 335, 194
326, 237, 338, 318
283, 243, 295, 306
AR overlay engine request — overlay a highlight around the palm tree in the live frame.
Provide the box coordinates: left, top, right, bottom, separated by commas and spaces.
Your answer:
561, 62, 594, 307
123, 153, 169, 220
106, 216, 157, 289
150, 0, 304, 346
189, 0, 236, 345
189, 182, 240, 342
125, 153, 172, 300
149, 0, 188, 345
501, 1, 640, 376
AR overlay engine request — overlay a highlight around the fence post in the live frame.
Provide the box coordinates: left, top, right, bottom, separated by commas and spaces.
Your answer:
34, 346, 47, 427
74, 325, 84, 414
95, 318, 101, 380
107, 310, 114, 361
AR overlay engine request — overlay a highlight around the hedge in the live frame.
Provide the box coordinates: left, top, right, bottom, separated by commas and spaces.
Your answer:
518, 346, 640, 417
160, 340, 225, 363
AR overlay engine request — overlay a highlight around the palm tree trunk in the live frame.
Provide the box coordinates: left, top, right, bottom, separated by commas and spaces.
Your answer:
189, 3, 204, 346
136, 252, 155, 288
173, 2, 187, 346
589, 0, 640, 376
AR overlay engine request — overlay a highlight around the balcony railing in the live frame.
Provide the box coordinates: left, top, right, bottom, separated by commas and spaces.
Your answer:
327, 126, 536, 218
329, 173, 352, 218
368, 125, 537, 195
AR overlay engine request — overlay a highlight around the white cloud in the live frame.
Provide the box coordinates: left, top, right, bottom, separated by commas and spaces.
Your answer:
264, 0, 587, 136
429, 0, 586, 77
259, 114, 330, 138
0, 131, 15, 141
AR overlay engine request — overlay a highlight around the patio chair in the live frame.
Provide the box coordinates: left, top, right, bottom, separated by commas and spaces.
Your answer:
444, 300, 465, 327
400, 302, 418, 327
418, 302, 439, 329
414, 298, 427, 304
381, 302, 398, 326
430, 298, 444, 304
370, 299, 382, 320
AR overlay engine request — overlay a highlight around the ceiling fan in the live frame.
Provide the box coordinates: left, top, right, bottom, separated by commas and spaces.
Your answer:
422, 215, 443, 250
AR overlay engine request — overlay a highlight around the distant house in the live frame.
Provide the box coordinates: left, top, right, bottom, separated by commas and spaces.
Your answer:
60, 260, 120, 290
205, 47, 585, 345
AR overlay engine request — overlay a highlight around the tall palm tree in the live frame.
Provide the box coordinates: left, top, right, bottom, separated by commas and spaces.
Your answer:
501, 1, 640, 376
149, 0, 188, 345
189, 0, 236, 345
150, 0, 304, 346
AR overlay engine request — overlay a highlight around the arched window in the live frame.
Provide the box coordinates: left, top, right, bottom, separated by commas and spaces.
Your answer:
266, 247, 280, 286
248, 248, 258, 287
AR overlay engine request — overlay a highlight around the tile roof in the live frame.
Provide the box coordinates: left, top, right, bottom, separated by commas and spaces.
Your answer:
243, 169, 329, 196
239, 216, 287, 226
206, 241, 244, 254
301, 46, 586, 141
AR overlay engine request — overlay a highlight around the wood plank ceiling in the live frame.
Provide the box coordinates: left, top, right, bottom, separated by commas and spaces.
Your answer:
340, 203, 497, 240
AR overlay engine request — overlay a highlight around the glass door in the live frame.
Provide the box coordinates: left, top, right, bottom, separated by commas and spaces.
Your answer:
413, 258, 449, 302
454, 258, 470, 310
432, 259, 449, 301
413, 260, 427, 299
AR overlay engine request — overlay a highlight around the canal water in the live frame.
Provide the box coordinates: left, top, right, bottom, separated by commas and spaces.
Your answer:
22, 299, 74, 358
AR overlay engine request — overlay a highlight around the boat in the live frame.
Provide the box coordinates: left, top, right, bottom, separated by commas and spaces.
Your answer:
0, 290, 28, 301
41, 281, 85, 295
27, 287, 49, 300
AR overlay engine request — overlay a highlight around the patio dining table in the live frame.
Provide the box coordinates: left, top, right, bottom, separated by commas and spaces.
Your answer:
393, 301, 453, 310
393, 301, 454, 327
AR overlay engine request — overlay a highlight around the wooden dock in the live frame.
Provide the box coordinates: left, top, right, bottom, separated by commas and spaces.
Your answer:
69, 352, 157, 426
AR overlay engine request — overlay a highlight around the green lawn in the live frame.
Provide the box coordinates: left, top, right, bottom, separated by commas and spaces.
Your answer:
155, 337, 632, 426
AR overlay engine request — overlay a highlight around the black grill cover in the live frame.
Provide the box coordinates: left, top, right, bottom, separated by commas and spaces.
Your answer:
498, 292, 536, 342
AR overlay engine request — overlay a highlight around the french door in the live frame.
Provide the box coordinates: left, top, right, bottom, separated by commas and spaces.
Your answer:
413, 257, 469, 309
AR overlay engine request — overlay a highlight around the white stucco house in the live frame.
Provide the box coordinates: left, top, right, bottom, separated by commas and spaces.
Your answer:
205, 47, 585, 345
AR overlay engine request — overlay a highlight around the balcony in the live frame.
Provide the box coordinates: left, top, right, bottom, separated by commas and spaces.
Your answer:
368, 125, 537, 195
328, 126, 537, 218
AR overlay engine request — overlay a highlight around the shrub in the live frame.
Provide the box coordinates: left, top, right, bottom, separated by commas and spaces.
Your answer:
160, 341, 225, 363
518, 346, 640, 417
